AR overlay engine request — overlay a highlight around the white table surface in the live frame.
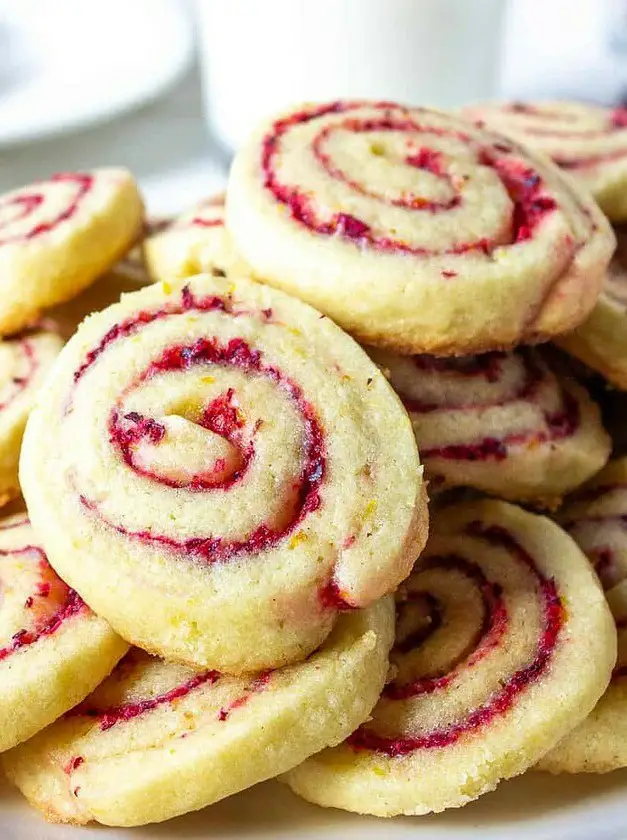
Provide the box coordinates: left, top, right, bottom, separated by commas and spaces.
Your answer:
0, 67, 227, 217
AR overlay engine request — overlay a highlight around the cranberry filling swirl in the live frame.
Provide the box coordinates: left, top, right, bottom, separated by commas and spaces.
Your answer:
0, 173, 93, 246
0, 515, 86, 664
227, 100, 614, 355
284, 500, 616, 816
463, 102, 627, 220
559, 458, 627, 591
0, 168, 143, 336
20, 275, 426, 673
2, 600, 393, 826
369, 345, 610, 505
0, 513, 127, 753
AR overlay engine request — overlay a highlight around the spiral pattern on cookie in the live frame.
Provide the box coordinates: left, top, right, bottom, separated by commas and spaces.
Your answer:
559, 458, 627, 591
0, 173, 94, 246
370, 346, 610, 505
284, 500, 616, 816
0, 514, 127, 752
144, 195, 244, 281
0, 168, 143, 336
463, 101, 627, 221
227, 100, 614, 355
20, 274, 425, 673
2, 600, 393, 826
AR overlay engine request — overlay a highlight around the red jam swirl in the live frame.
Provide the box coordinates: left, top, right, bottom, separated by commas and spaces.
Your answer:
0, 536, 85, 663
0, 173, 93, 246
69, 652, 272, 731
348, 523, 564, 756
261, 101, 559, 256
400, 349, 579, 463
71, 285, 328, 568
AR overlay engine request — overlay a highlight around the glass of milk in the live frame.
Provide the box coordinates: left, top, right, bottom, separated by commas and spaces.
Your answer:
195, 0, 508, 151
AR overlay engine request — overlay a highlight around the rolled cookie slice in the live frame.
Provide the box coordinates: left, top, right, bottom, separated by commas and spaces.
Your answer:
227, 100, 614, 356
463, 101, 627, 221
19, 274, 427, 673
283, 500, 616, 816
538, 580, 627, 774
144, 195, 246, 281
0, 329, 64, 506
557, 227, 627, 390
370, 346, 610, 507
0, 169, 144, 335
558, 457, 627, 590
2, 599, 393, 827
0, 513, 128, 753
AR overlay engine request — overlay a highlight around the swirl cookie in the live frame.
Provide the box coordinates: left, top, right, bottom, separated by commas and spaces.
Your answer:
19, 273, 427, 673
284, 500, 616, 816
463, 101, 627, 221
226, 100, 614, 356
0, 169, 143, 335
145, 195, 245, 281
370, 346, 610, 506
557, 227, 627, 389
3, 599, 393, 827
0, 329, 63, 506
539, 580, 627, 773
0, 513, 127, 753
558, 457, 627, 590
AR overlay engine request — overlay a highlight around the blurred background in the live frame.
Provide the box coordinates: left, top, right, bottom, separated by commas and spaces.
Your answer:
2, 0, 627, 214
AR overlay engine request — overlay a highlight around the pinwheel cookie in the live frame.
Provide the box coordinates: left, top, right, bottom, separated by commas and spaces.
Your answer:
145, 195, 246, 281
284, 500, 616, 816
0, 329, 63, 506
0, 513, 127, 754
20, 273, 427, 673
538, 580, 627, 774
463, 101, 627, 221
369, 346, 610, 506
556, 227, 627, 389
558, 457, 627, 590
3, 599, 393, 827
227, 100, 614, 356
0, 169, 143, 335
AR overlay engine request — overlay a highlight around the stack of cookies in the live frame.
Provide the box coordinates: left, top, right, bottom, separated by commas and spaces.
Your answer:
1, 98, 627, 828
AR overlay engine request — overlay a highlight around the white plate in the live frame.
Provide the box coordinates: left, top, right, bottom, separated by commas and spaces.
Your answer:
0, 0, 193, 146
1, 767, 626, 839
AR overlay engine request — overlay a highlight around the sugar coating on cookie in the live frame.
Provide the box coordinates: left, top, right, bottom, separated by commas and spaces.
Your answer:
283, 500, 616, 816
0, 329, 64, 506
557, 227, 627, 389
0, 513, 128, 753
539, 580, 627, 773
3, 599, 394, 827
0, 169, 144, 335
144, 195, 245, 282
369, 346, 610, 507
463, 101, 627, 221
19, 273, 427, 673
227, 100, 614, 355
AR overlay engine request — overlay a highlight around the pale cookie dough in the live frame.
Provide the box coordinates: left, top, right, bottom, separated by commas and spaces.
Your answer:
284, 500, 616, 816
19, 273, 427, 673
3, 599, 393, 827
227, 100, 614, 355
0, 168, 144, 334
